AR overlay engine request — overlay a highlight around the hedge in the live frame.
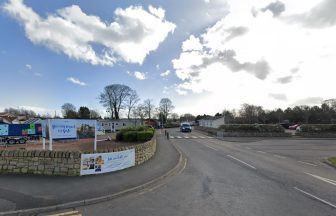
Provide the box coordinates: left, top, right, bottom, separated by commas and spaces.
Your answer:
116, 126, 154, 142
299, 124, 336, 133
218, 124, 285, 133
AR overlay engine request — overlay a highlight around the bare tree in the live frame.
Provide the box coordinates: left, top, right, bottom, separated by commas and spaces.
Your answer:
125, 89, 140, 119
61, 103, 77, 118
159, 98, 174, 123
99, 84, 132, 119
143, 99, 154, 120
89, 109, 101, 119
133, 104, 146, 125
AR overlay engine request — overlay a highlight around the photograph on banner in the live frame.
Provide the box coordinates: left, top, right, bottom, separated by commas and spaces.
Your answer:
0, 124, 9, 136
76, 120, 96, 139
80, 149, 135, 175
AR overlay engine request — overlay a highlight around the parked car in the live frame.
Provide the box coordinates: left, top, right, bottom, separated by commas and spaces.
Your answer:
180, 123, 192, 133
1, 136, 28, 145
289, 124, 300, 130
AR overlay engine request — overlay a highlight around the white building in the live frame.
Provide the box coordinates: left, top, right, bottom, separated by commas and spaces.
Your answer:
198, 116, 225, 128
98, 119, 143, 132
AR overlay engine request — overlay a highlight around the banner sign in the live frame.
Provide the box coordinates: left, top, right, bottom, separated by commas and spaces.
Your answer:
0, 125, 9, 136
42, 119, 96, 139
0, 124, 41, 137
50, 119, 77, 139
80, 149, 135, 175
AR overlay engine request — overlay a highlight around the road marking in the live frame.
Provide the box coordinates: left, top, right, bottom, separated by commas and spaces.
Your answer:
227, 155, 256, 170
192, 136, 198, 138
205, 145, 218, 151
184, 136, 189, 139
245, 147, 251, 150
177, 136, 182, 139
273, 154, 286, 159
294, 187, 336, 209
48, 211, 82, 216
298, 161, 318, 167
257, 150, 267, 154
305, 172, 336, 187
169, 136, 174, 139
199, 136, 205, 138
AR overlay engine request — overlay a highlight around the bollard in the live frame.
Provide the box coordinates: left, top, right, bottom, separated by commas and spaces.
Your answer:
167, 132, 169, 140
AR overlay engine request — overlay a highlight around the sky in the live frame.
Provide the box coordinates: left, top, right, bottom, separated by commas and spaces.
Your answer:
0, 0, 336, 117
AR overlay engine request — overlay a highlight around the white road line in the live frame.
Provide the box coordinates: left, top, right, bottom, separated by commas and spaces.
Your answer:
294, 187, 336, 209
177, 136, 182, 139
227, 155, 256, 170
298, 161, 318, 167
305, 172, 336, 187
257, 150, 267, 154
205, 145, 218, 151
273, 154, 286, 159
199, 136, 205, 138
184, 136, 189, 139
169, 136, 174, 139
192, 136, 198, 138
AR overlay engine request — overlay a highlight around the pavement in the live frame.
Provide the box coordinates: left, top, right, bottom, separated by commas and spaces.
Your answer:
74, 129, 336, 216
0, 132, 180, 213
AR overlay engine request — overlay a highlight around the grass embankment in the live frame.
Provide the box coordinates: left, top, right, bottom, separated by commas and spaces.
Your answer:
327, 157, 336, 168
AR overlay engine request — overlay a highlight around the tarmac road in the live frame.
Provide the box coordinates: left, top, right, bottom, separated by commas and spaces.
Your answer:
76, 129, 336, 216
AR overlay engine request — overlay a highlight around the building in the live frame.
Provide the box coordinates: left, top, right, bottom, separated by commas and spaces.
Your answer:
198, 116, 226, 128
0, 113, 30, 124
98, 119, 143, 132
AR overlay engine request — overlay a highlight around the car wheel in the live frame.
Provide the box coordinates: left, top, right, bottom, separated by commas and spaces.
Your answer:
7, 139, 16, 145
19, 139, 26, 144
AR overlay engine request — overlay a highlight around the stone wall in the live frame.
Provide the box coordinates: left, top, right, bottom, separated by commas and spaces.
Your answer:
0, 150, 81, 176
217, 131, 290, 137
0, 135, 156, 176
296, 132, 336, 138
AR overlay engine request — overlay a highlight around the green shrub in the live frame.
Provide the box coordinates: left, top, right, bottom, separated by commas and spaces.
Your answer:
116, 126, 155, 142
123, 131, 138, 142
116, 132, 123, 141
219, 124, 284, 133
137, 131, 154, 142
299, 124, 336, 133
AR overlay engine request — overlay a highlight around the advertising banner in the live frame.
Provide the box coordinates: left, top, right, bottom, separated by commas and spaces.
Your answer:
0, 125, 9, 136
0, 124, 41, 137
50, 119, 77, 139
80, 149, 135, 175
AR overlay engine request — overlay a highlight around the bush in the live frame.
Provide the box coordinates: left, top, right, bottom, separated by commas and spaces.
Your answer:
137, 131, 154, 142
219, 124, 285, 133
299, 124, 336, 133
116, 126, 155, 142
123, 131, 138, 142
116, 132, 123, 141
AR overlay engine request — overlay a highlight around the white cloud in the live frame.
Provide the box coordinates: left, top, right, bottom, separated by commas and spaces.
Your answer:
127, 71, 146, 80
172, 0, 336, 112
134, 71, 146, 80
160, 70, 170, 77
182, 35, 203, 51
25, 64, 32, 70
67, 77, 87, 86
3, 0, 176, 66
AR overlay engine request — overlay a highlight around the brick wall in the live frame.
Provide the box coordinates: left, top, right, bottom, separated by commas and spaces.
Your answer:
0, 136, 156, 176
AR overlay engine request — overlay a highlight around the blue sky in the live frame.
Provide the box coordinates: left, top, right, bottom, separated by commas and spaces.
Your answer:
1, 0, 336, 116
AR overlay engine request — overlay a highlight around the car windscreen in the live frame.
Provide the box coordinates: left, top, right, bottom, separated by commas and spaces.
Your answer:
182, 124, 190, 127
